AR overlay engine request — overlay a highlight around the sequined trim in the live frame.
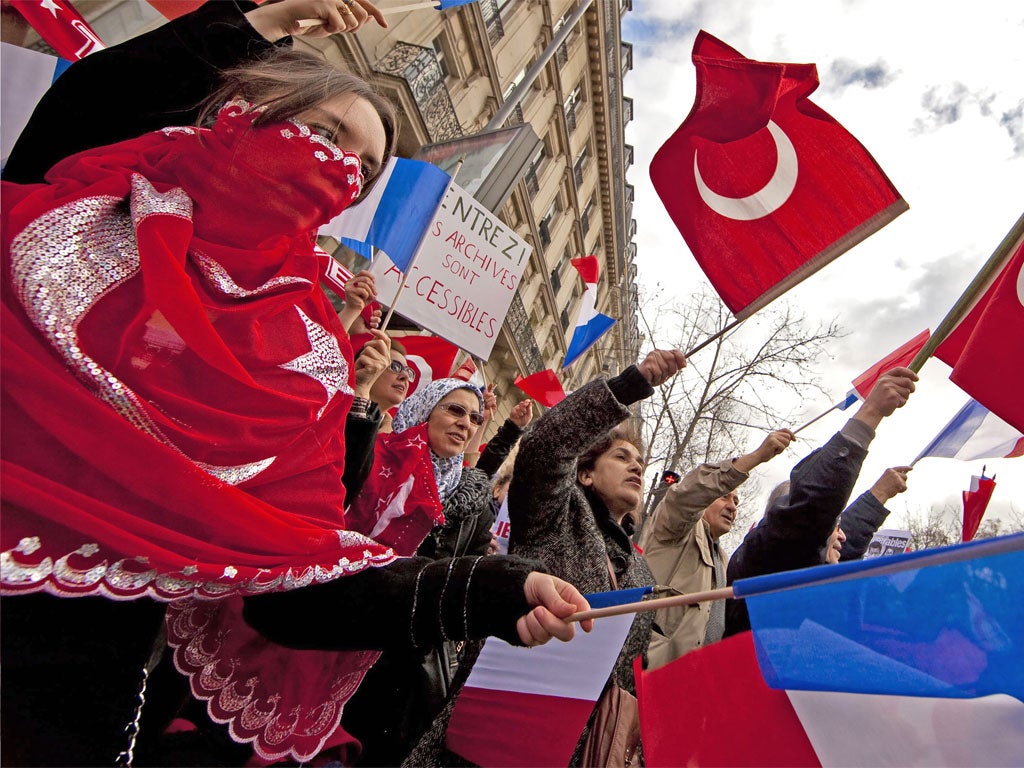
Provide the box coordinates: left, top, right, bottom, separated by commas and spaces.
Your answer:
192, 251, 311, 298
8, 195, 278, 485
279, 307, 353, 419
1, 534, 396, 600
159, 126, 200, 136
280, 119, 364, 195
129, 173, 193, 228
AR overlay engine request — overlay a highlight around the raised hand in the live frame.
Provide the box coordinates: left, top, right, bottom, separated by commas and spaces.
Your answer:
636, 349, 687, 386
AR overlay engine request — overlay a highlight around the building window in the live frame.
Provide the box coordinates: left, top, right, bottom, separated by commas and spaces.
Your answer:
432, 35, 452, 79
573, 144, 590, 187
539, 199, 559, 247
564, 83, 583, 134
523, 144, 545, 196
581, 197, 595, 236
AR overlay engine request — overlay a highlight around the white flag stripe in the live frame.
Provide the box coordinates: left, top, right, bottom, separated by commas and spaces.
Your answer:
462, 612, 633, 700
788, 689, 1024, 767
320, 156, 399, 242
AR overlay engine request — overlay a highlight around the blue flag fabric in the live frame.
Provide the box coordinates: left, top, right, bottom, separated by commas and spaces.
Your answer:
321, 157, 450, 272
735, 534, 1024, 701
437, 0, 477, 9
584, 585, 653, 609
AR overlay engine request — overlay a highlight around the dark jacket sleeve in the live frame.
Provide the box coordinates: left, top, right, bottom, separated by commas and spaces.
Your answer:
839, 491, 890, 561
4, 1, 281, 184
342, 403, 382, 501
725, 428, 869, 636
476, 418, 524, 477
243, 554, 541, 652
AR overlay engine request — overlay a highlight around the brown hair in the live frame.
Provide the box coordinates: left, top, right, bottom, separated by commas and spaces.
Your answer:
576, 425, 646, 526
199, 49, 398, 197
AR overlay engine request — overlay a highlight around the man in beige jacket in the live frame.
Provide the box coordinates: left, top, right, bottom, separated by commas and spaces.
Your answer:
639, 429, 793, 669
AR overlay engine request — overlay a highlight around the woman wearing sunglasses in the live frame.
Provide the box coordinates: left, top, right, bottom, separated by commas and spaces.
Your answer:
343, 378, 512, 764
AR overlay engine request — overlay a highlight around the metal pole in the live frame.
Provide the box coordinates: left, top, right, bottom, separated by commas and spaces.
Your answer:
484, 0, 596, 130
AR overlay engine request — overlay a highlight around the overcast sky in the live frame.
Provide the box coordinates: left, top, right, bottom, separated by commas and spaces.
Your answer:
622, 0, 1024, 538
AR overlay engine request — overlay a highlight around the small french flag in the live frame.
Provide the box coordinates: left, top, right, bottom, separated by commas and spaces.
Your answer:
914, 398, 1024, 463
445, 598, 634, 766
320, 157, 450, 272
563, 255, 616, 369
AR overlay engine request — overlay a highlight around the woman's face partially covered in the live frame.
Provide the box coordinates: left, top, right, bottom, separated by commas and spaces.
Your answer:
296, 92, 387, 187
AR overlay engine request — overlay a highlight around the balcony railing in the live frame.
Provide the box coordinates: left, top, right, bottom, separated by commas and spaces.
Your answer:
506, 294, 544, 372
480, 0, 505, 44
375, 43, 462, 142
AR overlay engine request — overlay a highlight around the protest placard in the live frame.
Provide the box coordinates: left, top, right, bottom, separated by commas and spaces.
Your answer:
864, 528, 913, 558
370, 181, 532, 360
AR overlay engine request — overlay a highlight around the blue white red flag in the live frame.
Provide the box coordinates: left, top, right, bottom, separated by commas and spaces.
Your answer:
835, 390, 860, 410
563, 255, 616, 369
445, 595, 635, 767
962, 473, 996, 543
0, 43, 71, 172
914, 398, 1024, 462
637, 534, 1024, 766
320, 157, 451, 272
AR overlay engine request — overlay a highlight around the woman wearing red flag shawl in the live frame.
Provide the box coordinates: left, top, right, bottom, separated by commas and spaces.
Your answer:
0, 52, 591, 766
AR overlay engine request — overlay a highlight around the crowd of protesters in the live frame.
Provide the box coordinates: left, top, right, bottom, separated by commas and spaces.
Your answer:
0, 0, 921, 765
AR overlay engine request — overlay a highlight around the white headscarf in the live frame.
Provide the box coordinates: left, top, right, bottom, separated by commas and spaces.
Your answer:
392, 378, 483, 502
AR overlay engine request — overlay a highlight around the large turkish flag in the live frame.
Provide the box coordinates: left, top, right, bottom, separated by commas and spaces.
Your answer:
651, 32, 907, 318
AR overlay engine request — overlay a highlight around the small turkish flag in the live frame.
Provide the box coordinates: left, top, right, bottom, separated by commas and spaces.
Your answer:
851, 329, 931, 399
514, 369, 567, 408
12, 0, 105, 61
935, 236, 1024, 432
651, 32, 907, 318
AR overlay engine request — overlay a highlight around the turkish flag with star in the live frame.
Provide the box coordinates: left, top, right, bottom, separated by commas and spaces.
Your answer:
935, 234, 1024, 432
11, 0, 105, 60
651, 32, 907, 318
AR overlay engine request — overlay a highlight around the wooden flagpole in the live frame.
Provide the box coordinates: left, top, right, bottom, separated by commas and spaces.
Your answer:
906, 211, 1024, 373
296, 1, 439, 28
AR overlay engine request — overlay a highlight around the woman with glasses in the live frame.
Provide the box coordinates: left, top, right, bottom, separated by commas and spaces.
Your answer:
342, 377, 524, 764
366, 338, 415, 432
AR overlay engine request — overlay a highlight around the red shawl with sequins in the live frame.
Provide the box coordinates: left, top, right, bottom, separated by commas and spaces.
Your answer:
1, 102, 398, 761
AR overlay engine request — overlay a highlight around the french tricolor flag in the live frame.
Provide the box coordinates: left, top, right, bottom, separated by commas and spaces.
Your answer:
914, 398, 1024, 463
637, 534, 1024, 766
1, 43, 71, 173
445, 601, 634, 766
320, 157, 450, 271
563, 255, 616, 369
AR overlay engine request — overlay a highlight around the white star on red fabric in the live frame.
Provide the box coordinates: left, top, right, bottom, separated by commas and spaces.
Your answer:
40, 0, 62, 18
405, 434, 427, 450
378, 466, 393, 479
280, 307, 353, 418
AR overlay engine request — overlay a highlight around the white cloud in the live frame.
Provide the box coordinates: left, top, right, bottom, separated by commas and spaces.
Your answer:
624, 1, 1024, 534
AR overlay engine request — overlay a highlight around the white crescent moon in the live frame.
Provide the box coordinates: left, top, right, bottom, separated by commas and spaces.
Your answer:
694, 120, 798, 221
406, 354, 432, 397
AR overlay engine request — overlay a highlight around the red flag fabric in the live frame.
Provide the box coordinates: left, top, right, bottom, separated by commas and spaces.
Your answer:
962, 474, 996, 542
146, 0, 208, 19
650, 31, 907, 318
391, 333, 461, 398
851, 329, 930, 399
450, 355, 478, 382
514, 369, 566, 407
570, 254, 600, 284
635, 635, 821, 766
345, 424, 444, 555
11, 0, 105, 60
934, 239, 1024, 432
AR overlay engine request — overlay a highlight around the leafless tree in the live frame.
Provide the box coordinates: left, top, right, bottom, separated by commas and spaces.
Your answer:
636, 285, 842, 535
905, 501, 1024, 550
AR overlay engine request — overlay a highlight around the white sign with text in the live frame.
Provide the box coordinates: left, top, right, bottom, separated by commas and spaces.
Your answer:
370, 181, 532, 360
